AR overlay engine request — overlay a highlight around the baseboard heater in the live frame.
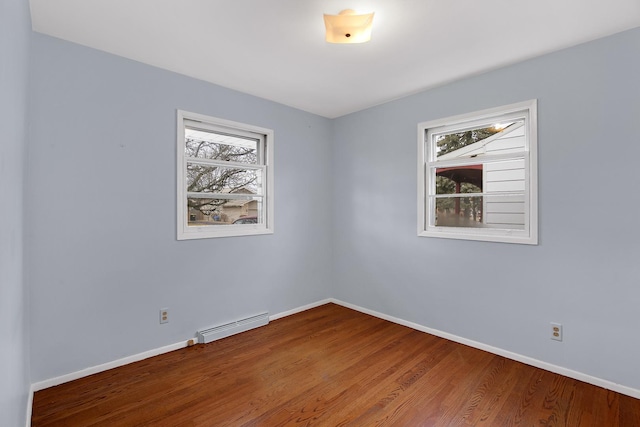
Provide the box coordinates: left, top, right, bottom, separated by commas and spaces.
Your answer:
196, 312, 269, 344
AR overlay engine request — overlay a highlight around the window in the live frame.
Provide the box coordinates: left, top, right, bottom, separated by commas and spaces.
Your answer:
418, 100, 537, 244
177, 110, 274, 240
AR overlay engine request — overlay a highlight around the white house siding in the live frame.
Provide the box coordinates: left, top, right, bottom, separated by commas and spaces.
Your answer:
483, 125, 526, 229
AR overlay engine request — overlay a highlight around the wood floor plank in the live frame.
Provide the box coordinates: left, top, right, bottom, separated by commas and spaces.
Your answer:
32, 303, 640, 426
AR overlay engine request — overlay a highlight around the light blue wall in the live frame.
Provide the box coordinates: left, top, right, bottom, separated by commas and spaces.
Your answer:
25, 25, 640, 395
27, 33, 334, 382
0, 0, 30, 424
332, 27, 640, 390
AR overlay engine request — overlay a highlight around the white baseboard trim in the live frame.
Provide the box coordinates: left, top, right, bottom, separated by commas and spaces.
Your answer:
28, 298, 640, 403
29, 299, 333, 393
25, 384, 34, 427
329, 298, 640, 400
31, 338, 194, 392
270, 298, 332, 321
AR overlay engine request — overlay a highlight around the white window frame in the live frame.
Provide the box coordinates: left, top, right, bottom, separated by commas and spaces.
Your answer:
417, 100, 538, 245
177, 110, 274, 240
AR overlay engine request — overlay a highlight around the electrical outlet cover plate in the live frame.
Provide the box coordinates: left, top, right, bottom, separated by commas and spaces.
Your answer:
160, 308, 169, 324
551, 322, 562, 341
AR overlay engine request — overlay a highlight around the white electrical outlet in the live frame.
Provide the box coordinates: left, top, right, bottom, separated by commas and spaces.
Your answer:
160, 308, 169, 324
551, 322, 562, 341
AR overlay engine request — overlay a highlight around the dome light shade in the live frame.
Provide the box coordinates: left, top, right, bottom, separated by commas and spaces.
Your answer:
323, 9, 374, 44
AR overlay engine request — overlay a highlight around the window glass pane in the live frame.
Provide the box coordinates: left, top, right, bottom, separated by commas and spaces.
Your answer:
187, 164, 261, 195
435, 196, 484, 228
187, 197, 262, 226
185, 127, 258, 164
434, 158, 525, 195
485, 158, 526, 192
435, 119, 525, 160
434, 194, 525, 230
483, 193, 525, 229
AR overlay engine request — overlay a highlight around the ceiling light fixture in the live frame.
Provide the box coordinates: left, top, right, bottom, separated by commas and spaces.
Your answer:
323, 9, 375, 44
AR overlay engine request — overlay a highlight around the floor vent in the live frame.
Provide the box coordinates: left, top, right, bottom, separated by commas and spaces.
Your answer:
197, 312, 269, 344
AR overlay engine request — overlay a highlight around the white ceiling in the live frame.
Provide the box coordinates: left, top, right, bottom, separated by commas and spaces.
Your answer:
29, 0, 640, 118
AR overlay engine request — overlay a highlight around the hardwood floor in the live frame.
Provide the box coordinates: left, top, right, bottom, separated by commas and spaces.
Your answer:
32, 303, 640, 426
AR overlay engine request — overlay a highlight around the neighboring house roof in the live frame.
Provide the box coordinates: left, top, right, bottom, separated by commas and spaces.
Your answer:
223, 186, 257, 207
230, 187, 255, 195
436, 165, 483, 189
437, 122, 524, 161
223, 199, 255, 208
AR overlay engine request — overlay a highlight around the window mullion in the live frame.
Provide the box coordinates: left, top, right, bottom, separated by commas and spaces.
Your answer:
433, 193, 485, 198
427, 153, 525, 169
186, 192, 264, 200
185, 157, 265, 171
